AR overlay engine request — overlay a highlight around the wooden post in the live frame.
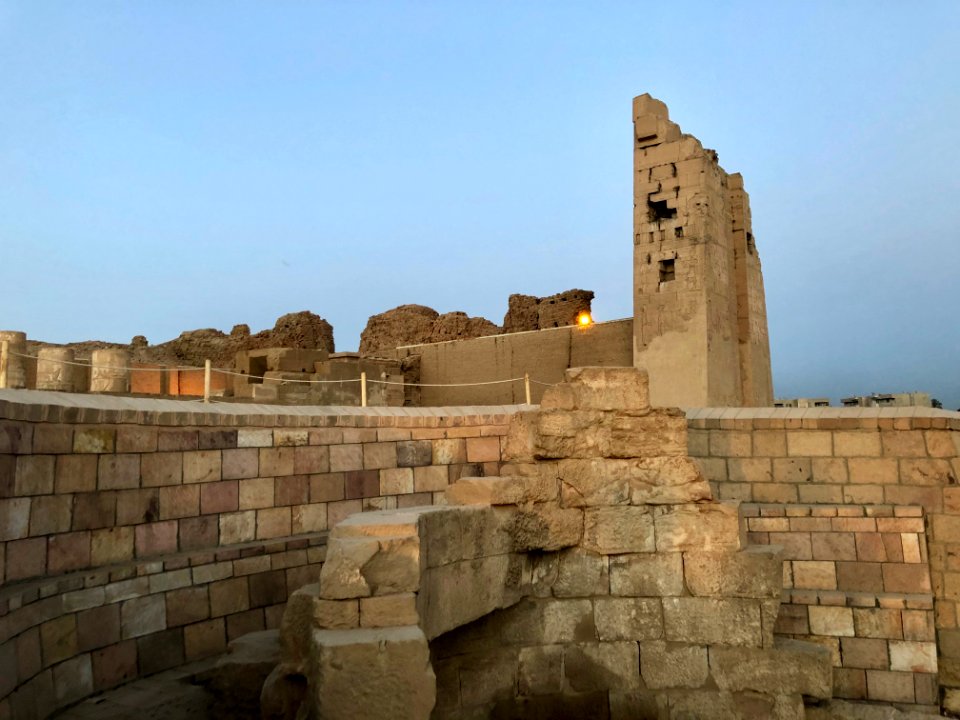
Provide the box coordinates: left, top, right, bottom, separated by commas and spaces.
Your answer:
360, 371, 367, 407
524, 373, 531, 405
0, 340, 8, 390
203, 359, 211, 403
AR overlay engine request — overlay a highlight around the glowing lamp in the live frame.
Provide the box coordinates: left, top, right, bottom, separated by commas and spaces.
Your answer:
577, 312, 593, 327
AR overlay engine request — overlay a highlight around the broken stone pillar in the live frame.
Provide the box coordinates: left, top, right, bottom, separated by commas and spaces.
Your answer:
36, 347, 76, 391
90, 349, 130, 393
0, 330, 27, 389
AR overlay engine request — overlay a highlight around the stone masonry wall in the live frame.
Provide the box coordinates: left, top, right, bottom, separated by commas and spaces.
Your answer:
0, 390, 512, 719
687, 406, 960, 711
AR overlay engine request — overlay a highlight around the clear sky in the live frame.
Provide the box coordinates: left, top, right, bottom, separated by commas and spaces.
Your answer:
2, 2, 958, 408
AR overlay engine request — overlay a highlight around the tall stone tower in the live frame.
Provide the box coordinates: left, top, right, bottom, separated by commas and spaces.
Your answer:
632, 94, 773, 407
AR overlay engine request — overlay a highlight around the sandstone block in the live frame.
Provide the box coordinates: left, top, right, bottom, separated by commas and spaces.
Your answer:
502, 411, 539, 462
446, 474, 558, 506
583, 506, 654, 554
639, 641, 708, 689
432, 438, 466, 465
498, 598, 595, 646
553, 547, 608, 597
518, 644, 563, 695
543, 367, 650, 412
609, 552, 683, 596
595, 597, 663, 641
511, 505, 583, 552
609, 412, 687, 458
183, 450, 221, 484
564, 641, 641, 692
466, 436, 500, 463
708, 639, 832, 698
418, 555, 521, 640
683, 546, 782, 599
808, 606, 855, 637
888, 640, 937, 673
360, 593, 419, 628
557, 456, 711, 507
310, 626, 435, 720
319, 535, 421, 600
536, 410, 609, 459
662, 597, 762, 647
120, 595, 166, 639
653, 502, 744, 552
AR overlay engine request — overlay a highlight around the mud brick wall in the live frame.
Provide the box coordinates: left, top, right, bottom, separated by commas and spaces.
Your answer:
687, 407, 960, 708
743, 502, 937, 709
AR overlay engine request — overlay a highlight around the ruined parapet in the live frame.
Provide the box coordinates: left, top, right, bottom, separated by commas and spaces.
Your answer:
0, 330, 28, 389
89, 348, 131, 393
271, 367, 830, 719
633, 94, 774, 407
36, 347, 77, 391
502, 289, 595, 333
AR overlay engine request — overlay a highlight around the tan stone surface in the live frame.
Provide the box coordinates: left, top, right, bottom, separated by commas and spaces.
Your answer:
310, 625, 435, 720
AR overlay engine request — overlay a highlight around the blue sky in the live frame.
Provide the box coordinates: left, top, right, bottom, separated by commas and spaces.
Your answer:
1, 2, 958, 408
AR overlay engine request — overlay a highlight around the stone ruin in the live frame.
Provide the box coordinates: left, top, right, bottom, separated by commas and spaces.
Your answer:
265, 367, 833, 719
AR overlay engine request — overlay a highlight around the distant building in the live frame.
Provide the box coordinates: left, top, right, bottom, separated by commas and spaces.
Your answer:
774, 397, 831, 408
840, 392, 932, 408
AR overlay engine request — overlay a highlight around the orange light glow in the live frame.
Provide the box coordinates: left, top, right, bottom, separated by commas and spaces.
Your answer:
577, 312, 593, 327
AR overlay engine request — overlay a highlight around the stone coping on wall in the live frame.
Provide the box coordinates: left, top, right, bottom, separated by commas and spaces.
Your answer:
686, 405, 960, 431
0, 390, 523, 426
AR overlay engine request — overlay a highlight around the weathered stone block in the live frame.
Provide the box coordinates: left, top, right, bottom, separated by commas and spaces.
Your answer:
583, 506, 654, 554
310, 626, 435, 720
553, 547, 608, 597
662, 597, 762, 647
544, 367, 651, 412
518, 644, 563, 695
708, 639, 832, 698
595, 597, 663, 641
418, 555, 522, 640
609, 411, 687, 458
639, 641, 708, 689
564, 641, 641, 692
498, 598, 595, 646
502, 411, 539, 462
536, 410, 609, 459
653, 502, 744, 552
683, 546, 782, 599
557, 456, 711, 507
511, 505, 583, 552
360, 593, 419, 628
609, 552, 683, 597
446, 474, 558, 507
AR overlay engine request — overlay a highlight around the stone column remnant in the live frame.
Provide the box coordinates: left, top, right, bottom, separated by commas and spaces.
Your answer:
90, 349, 131, 393
0, 330, 28, 389
36, 347, 77, 391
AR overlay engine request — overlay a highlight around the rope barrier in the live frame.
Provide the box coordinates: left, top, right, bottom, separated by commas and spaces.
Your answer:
2, 348, 555, 391
366, 377, 525, 388
210, 367, 362, 385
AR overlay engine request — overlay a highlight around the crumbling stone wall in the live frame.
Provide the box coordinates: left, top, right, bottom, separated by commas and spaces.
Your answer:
501, 289, 594, 333
358, 305, 500, 357
25, 311, 335, 370
633, 95, 773, 407
271, 368, 832, 719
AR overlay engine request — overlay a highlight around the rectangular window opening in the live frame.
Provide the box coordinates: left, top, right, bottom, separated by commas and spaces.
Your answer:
648, 199, 677, 221
659, 259, 676, 283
